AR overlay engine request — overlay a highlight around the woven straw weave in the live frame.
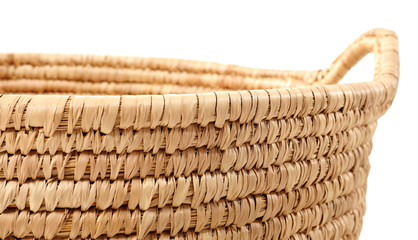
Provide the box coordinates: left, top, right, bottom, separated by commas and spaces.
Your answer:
0, 28, 398, 239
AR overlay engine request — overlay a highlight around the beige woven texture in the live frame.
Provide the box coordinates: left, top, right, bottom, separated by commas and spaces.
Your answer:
0, 28, 399, 239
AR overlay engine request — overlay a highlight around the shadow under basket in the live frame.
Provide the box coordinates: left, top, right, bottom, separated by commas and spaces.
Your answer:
0, 28, 399, 240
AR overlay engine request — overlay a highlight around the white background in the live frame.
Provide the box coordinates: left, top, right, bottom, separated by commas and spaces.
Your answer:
0, 1, 416, 239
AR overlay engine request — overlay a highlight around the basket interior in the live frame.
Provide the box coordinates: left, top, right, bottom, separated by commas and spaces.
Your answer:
0, 53, 317, 95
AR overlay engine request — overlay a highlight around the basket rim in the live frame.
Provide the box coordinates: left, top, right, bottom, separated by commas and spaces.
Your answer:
0, 28, 399, 97
0, 28, 399, 137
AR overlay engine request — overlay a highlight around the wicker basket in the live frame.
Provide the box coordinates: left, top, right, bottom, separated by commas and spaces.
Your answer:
0, 28, 398, 239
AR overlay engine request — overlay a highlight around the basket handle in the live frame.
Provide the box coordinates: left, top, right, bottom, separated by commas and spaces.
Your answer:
316, 28, 399, 86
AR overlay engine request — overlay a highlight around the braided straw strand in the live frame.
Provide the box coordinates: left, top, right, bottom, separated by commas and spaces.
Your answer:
0, 186, 367, 239
0, 144, 371, 213
0, 123, 375, 182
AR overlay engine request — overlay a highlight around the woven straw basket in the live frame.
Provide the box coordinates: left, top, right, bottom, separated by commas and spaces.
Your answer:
0, 28, 398, 240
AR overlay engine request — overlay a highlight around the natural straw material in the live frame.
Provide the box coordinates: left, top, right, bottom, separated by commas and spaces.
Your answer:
0, 28, 399, 239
